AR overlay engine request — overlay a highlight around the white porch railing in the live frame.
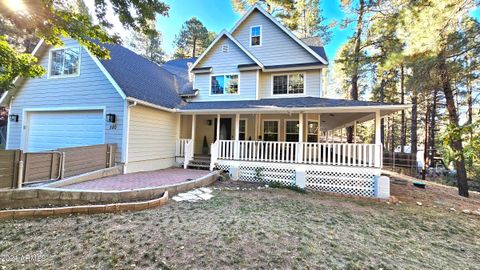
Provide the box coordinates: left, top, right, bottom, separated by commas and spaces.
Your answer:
176, 138, 191, 157
183, 139, 194, 169
214, 140, 382, 168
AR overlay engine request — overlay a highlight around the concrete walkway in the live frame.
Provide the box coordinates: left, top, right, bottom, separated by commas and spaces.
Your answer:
62, 168, 210, 191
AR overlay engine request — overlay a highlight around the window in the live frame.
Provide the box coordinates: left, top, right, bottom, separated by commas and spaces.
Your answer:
263, 120, 278, 141
239, 119, 247, 140
222, 44, 229, 53
285, 120, 299, 142
211, 74, 239, 95
49, 47, 80, 77
273, 74, 304, 95
307, 121, 319, 142
251, 26, 261, 46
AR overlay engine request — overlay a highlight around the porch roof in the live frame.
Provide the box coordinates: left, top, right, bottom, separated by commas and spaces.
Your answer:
178, 97, 410, 114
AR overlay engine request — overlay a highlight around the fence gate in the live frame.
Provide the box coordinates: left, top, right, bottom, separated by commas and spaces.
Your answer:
23, 152, 63, 184
0, 150, 22, 188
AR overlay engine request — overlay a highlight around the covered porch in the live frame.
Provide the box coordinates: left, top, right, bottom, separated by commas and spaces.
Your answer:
174, 99, 409, 197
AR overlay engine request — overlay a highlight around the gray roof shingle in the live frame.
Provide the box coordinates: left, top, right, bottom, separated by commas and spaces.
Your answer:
179, 96, 391, 111
98, 43, 184, 108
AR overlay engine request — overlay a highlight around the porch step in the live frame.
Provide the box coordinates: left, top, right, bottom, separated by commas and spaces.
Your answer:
187, 158, 210, 170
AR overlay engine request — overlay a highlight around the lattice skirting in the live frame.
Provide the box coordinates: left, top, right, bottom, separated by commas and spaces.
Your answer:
175, 157, 185, 165
304, 165, 378, 197
215, 160, 379, 197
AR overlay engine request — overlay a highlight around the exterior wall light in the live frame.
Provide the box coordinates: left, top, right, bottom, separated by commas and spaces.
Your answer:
9, 114, 19, 122
106, 113, 116, 123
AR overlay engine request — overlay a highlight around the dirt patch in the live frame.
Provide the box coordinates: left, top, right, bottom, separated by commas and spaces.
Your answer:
389, 174, 480, 212
0, 180, 479, 269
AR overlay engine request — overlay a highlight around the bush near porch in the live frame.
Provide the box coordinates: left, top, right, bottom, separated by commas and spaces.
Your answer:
0, 180, 479, 269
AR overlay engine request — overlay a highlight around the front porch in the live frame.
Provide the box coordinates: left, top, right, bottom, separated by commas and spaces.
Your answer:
175, 105, 405, 198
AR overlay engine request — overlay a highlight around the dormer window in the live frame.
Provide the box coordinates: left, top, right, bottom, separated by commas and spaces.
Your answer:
250, 26, 261, 46
49, 47, 81, 78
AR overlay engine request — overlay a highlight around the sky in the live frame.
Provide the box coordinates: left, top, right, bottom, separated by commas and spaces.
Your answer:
156, 0, 352, 61
86, 0, 479, 62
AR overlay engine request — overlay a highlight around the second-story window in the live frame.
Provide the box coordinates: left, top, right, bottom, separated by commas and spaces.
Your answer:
250, 26, 261, 46
211, 74, 239, 95
49, 47, 81, 78
272, 74, 304, 95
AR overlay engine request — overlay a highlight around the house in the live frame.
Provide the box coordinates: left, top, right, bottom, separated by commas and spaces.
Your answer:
0, 4, 409, 198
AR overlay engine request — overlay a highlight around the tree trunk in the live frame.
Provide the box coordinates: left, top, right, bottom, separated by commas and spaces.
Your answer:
466, 71, 473, 169
400, 65, 406, 153
346, 0, 365, 143
411, 88, 418, 162
192, 37, 197, 58
422, 105, 429, 180
438, 57, 469, 197
379, 75, 387, 145
428, 89, 438, 168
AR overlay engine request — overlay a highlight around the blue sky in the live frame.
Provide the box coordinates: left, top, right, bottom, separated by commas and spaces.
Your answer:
156, 0, 478, 60
156, 0, 352, 61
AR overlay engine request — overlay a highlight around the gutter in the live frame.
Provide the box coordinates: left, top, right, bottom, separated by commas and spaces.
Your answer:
126, 97, 179, 113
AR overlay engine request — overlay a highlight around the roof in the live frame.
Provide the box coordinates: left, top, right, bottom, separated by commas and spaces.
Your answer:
308, 46, 328, 62
162, 58, 197, 95
98, 43, 183, 109
179, 96, 404, 111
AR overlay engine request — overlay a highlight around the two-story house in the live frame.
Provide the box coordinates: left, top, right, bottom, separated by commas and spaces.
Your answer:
0, 4, 408, 198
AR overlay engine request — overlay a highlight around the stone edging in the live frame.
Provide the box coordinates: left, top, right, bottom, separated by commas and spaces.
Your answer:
0, 191, 168, 220
0, 171, 221, 210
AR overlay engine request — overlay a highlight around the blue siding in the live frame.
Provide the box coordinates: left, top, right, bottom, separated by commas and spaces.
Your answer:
232, 10, 318, 66
7, 38, 126, 162
194, 37, 257, 101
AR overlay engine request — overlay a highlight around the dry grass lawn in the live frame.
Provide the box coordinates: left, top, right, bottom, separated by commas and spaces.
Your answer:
1, 180, 479, 269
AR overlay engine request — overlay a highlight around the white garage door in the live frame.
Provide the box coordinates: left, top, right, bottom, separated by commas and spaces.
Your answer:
26, 110, 105, 152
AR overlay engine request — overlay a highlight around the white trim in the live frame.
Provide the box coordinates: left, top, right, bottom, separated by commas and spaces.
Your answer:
255, 69, 260, 100
230, 4, 328, 65
86, 50, 127, 100
209, 73, 241, 96
250, 25, 262, 47
121, 100, 130, 163
262, 119, 280, 141
20, 106, 107, 151
271, 72, 307, 97
263, 65, 325, 72
125, 97, 178, 113
189, 30, 264, 71
47, 46, 82, 79
4, 96, 14, 149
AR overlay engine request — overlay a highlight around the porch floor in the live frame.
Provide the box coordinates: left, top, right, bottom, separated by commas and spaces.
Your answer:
61, 168, 210, 191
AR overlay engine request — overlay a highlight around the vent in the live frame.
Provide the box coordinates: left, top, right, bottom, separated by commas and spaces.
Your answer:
222, 44, 229, 53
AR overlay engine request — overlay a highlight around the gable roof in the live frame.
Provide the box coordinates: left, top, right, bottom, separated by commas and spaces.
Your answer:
189, 30, 264, 71
98, 43, 183, 109
230, 4, 328, 65
162, 58, 197, 95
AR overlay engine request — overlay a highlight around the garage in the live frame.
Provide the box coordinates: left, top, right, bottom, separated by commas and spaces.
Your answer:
24, 110, 105, 152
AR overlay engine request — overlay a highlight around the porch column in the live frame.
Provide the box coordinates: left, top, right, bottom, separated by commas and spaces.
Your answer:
298, 113, 304, 163
216, 114, 221, 142
374, 110, 382, 167
317, 114, 321, 142
191, 114, 196, 151
255, 114, 260, 140
234, 113, 240, 159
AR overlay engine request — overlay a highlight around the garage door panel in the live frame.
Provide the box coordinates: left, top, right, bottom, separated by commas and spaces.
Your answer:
26, 110, 105, 152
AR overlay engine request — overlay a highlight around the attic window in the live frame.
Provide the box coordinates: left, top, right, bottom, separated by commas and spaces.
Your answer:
49, 47, 81, 78
222, 44, 229, 53
250, 25, 261, 46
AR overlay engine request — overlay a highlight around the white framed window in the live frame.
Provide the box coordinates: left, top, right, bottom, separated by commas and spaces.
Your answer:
263, 120, 279, 141
211, 74, 239, 95
272, 73, 305, 95
285, 120, 299, 142
250, 25, 262, 46
239, 119, 247, 140
307, 120, 319, 142
48, 47, 81, 78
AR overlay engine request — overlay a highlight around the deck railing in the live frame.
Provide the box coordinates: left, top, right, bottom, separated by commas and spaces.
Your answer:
183, 139, 194, 169
176, 138, 191, 157
214, 140, 382, 168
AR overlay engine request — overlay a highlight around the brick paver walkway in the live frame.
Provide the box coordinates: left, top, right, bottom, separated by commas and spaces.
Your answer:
62, 168, 210, 191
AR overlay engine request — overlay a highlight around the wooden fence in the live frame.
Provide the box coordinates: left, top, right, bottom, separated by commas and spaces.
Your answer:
0, 144, 116, 188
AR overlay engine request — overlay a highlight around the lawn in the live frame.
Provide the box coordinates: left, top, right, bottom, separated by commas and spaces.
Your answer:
1, 181, 479, 269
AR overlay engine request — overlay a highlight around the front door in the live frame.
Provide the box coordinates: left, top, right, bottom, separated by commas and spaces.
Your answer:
214, 118, 232, 141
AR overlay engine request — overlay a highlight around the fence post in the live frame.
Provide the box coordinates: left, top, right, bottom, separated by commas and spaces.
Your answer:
17, 160, 24, 189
